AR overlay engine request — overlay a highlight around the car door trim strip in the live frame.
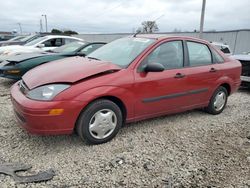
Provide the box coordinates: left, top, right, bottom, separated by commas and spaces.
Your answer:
142, 88, 208, 103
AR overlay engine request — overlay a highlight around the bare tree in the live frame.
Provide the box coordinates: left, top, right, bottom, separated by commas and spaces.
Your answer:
136, 21, 159, 34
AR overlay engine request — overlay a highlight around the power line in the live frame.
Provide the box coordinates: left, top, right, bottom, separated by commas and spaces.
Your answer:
82, 0, 124, 23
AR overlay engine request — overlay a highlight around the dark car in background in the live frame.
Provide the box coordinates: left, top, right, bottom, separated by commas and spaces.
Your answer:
0, 41, 106, 80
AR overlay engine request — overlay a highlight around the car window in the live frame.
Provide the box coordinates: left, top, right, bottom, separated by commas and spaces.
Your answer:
211, 48, 224, 63
139, 41, 184, 70
42, 38, 63, 47
87, 37, 155, 68
80, 43, 105, 55
24, 36, 47, 46
187, 41, 212, 66
221, 47, 230, 54
65, 38, 78, 44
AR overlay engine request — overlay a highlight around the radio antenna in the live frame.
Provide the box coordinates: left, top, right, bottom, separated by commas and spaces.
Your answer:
133, 30, 141, 37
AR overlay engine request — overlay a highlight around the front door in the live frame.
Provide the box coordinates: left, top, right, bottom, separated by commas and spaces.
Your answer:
133, 40, 192, 119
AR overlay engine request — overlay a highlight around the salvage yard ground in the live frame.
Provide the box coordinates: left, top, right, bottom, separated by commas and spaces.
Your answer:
0, 77, 250, 187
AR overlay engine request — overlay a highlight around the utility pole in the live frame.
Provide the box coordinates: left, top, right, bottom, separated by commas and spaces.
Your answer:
17, 23, 22, 34
39, 19, 43, 33
199, 0, 206, 39
42, 14, 48, 32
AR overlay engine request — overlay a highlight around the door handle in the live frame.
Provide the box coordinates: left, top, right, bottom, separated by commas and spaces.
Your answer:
210, 68, 217, 72
174, 73, 185, 78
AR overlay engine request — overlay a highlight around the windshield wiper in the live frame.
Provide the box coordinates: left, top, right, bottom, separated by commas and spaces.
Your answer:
87, 56, 101, 61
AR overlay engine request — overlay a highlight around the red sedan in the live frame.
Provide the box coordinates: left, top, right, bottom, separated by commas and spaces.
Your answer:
11, 35, 241, 144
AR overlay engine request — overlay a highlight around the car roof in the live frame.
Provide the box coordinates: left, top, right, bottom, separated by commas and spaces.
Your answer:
43, 35, 83, 40
134, 34, 208, 43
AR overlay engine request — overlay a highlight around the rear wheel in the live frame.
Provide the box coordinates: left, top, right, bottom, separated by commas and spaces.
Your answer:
76, 99, 123, 144
205, 86, 228, 115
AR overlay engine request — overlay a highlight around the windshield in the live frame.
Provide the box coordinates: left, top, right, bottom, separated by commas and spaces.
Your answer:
51, 41, 86, 53
24, 36, 47, 46
8, 36, 26, 41
87, 37, 155, 68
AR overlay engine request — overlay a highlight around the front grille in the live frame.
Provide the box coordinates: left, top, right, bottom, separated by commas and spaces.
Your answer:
240, 60, 250, 77
19, 80, 29, 95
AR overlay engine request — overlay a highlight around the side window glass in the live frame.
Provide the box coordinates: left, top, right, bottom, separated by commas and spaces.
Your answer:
140, 41, 184, 71
187, 42, 212, 66
65, 38, 77, 44
221, 47, 230, 54
43, 38, 63, 47
211, 48, 224, 63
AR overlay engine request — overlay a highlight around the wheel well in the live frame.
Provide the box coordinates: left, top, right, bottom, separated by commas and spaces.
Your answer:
220, 83, 231, 95
96, 96, 127, 124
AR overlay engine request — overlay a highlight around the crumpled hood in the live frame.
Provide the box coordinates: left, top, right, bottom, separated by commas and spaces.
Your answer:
22, 56, 121, 89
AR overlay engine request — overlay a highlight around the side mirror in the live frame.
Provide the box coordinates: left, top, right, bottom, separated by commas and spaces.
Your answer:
144, 63, 164, 72
76, 52, 86, 57
36, 43, 45, 48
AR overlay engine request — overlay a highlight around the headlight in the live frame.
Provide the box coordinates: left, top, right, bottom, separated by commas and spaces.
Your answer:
6, 69, 20, 74
27, 84, 70, 101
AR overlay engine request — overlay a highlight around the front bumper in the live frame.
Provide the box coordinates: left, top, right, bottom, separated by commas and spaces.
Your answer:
11, 82, 86, 135
241, 76, 250, 83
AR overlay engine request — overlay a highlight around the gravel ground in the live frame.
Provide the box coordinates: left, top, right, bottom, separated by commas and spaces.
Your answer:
0, 77, 250, 188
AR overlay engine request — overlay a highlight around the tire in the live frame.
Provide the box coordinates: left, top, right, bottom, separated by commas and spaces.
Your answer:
205, 86, 228, 115
76, 99, 123, 144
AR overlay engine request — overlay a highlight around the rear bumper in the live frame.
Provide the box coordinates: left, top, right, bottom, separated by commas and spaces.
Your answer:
11, 82, 86, 135
241, 76, 250, 83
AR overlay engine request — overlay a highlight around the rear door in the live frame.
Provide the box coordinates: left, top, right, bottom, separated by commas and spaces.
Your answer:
183, 41, 223, 106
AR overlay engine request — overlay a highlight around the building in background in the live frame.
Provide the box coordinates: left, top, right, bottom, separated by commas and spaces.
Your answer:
75, 29, 250, 55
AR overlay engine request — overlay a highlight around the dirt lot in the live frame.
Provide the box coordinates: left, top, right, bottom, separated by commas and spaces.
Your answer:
0, 77, 249, 188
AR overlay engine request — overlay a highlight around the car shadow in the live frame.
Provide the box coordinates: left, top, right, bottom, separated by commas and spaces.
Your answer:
238, 87, 250, 94
21, 109, 204, 149
0, 78, 17, 89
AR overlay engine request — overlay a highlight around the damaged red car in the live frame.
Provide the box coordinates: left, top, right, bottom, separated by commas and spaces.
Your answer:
11, 35, 241, 144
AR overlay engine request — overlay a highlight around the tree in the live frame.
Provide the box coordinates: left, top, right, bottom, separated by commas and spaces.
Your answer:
51, 29, 78, 35
63, 30, 78, 35
136, 21, 159, 34
51, 29, 63, 34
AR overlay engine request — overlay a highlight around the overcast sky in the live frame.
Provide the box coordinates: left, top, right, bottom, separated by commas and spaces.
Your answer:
0, 0, 249, 34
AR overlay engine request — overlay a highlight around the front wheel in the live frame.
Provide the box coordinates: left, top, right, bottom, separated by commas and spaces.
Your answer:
76, 99, 123, 144
205, 86, 228, 115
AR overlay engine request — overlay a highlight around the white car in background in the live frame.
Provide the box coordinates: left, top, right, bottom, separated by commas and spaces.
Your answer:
0, 35, 83, 62
231, 53, 250, 88
211, 42, 232, 55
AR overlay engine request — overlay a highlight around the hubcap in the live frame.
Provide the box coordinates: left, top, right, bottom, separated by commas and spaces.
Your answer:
89, 109, 117, 140
213, 91, 226, 111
